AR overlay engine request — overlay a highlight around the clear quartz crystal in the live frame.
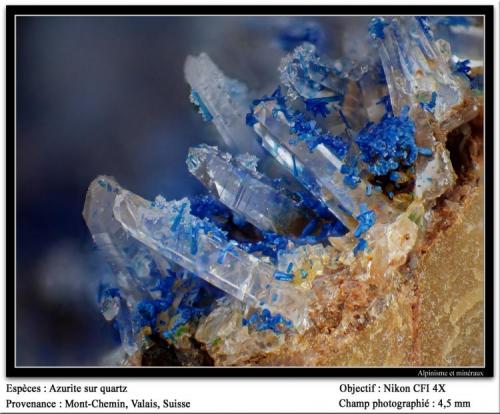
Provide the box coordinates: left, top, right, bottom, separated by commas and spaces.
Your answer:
251, 100, 398, 229
279, 43, 368, 134
357, 69, 389, 123
411, 109, 456, 202
184, 53, 262, 155
110, 183, 311, 329
83, 176, 171, 355
83, 176, 161, 307
414, 142, 456, 201
187, 144, 314, 236
101, 294, 121, 321
279, 43, 347, 101
376, 16, 473, 125
373, 17, 468, 202
341, 79, 371, 132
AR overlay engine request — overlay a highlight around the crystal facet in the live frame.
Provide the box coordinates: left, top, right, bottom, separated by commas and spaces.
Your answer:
184, 53, 262, 155
374, 16, 477, 128
187, 144, 316, 237
109, 181, 311, 329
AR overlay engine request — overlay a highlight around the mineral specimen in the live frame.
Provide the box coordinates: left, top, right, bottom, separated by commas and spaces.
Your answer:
85, 176, 311, 337
83, 15, 484, 367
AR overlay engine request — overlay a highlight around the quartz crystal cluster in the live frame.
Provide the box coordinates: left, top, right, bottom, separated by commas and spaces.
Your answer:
83, 16, 483, 365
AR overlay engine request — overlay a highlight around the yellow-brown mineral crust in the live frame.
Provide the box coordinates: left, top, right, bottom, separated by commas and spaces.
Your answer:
415, 179, 484, 366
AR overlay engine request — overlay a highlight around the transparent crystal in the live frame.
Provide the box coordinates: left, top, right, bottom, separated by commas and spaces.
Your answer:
82, 15, 484, 365
195, 296, 284, 365
184, 53, 262, 155
357, 68, 389, 123
412, 110, 456, 201
376, 17, 474, 125
101, 294, 121, 321
110, 182, 311, 329
84, 176, 221, 355
279, 43, 347, 101
251, 100, 399, 229
279, 43, 368, 134
82, 176, 167, 307
187, 144, 315, 237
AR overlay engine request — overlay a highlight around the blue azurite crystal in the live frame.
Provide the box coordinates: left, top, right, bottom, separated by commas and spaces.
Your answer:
189, 90, 213, 122
355, 106, 419, 177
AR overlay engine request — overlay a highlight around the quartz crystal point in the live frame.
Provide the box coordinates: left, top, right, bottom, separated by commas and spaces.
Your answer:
83, 176, 160, 306
110, 182, 311, 330
279, 43, 347, 102
184, 53, 262, 155
374, 16, 477, 128
187, 144, 316, 237
83, 176, 173, 355
279, 43, 368, 133
251, 100, 399, 229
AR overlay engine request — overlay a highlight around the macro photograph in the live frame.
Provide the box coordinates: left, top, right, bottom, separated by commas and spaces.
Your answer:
11, 9, 490, 371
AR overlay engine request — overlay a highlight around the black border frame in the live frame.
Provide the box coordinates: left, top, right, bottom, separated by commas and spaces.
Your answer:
6, 4, 494, 378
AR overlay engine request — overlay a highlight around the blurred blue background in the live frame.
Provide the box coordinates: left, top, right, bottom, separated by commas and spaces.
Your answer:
16, 15, 370, 365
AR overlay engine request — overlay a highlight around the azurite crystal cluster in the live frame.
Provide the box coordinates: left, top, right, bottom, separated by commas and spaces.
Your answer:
83, 16, 484, 366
